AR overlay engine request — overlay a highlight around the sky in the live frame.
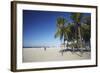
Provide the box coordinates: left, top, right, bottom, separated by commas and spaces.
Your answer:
23, 10, 90, 47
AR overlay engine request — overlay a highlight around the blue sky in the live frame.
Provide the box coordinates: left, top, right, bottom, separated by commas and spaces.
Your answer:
23, 10, 90, 47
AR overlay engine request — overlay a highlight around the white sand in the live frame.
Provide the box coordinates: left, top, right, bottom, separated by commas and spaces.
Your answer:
23, 48, 91, 62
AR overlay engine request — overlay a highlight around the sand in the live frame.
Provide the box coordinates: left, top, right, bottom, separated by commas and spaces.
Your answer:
23, 48, 91, 62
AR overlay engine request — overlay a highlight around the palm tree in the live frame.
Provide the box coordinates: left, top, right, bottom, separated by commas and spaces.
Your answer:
55, 17, 69, 48
82, 15, 91, 48
81, 24, 91, 50
70, 13, 83, 52
66, 23, 76, 50
63, 25, 71, 49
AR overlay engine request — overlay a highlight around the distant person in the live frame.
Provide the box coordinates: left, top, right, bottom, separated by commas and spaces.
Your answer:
44, 47, 46, 51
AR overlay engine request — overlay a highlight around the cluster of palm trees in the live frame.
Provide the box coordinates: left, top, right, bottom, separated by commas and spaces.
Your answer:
55, 13, 91, 53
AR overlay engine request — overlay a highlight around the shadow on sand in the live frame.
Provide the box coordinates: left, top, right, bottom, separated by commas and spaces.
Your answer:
59, 48, 91, 57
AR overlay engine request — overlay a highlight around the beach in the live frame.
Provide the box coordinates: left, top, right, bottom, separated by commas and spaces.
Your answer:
23, 48, 91, 62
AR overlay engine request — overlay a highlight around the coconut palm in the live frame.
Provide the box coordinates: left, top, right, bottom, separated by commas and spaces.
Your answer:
70, 13, 83, 52
66, 23, 76, 49
79, 15, 91, 50
55, 17, 69, 48
63, 25, 72, 49
81, 24, 91, 50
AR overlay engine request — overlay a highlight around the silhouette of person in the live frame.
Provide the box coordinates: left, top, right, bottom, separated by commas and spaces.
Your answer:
44, 47, 46, 51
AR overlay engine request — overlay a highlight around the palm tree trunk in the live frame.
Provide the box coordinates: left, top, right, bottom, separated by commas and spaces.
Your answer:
78, 27, 83, 48
64, 39, 66, 49
66, 41, 68, 49
78, 26, 83, 53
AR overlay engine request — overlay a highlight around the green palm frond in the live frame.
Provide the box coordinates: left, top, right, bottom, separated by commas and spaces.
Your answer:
60, 30, 64, 40
56, 17, 67, 28
54, 29, 61, 38
70, 13, 83, 24
55, 17, 68, 41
